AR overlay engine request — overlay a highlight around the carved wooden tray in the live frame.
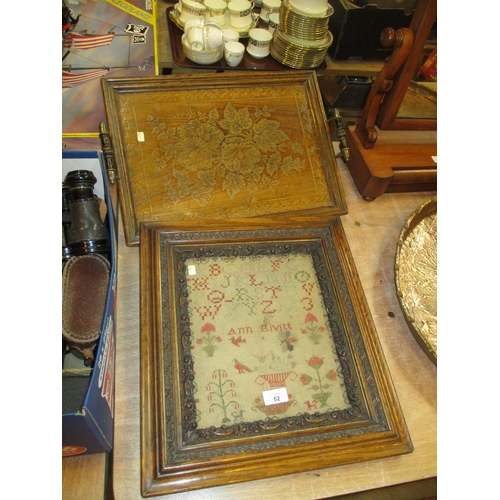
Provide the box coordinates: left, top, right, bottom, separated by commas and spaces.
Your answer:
102, 72, 347, 246
140, 216, 413, 496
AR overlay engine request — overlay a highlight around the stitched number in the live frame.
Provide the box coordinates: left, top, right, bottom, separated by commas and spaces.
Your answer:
300, 282, 315, 310
301, 297, 314, 311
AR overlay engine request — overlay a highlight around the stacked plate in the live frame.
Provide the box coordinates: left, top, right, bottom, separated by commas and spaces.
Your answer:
181, 34, 224, 64
280, 0, 333, 41
270, 0, 334, 69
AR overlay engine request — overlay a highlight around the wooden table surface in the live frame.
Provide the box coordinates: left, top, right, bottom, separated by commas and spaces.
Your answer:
62, 145, 437, 499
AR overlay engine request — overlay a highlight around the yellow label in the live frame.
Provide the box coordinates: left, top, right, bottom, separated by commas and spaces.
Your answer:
105, 0, 154, 24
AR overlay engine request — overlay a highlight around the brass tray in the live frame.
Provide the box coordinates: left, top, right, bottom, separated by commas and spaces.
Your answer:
395, 197, 437, 364
102, 71, 347, 246
140, 217, 413, 496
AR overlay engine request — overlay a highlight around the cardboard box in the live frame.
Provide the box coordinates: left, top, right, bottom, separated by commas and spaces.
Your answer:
62, 150, 118, 457
327, 0, 415, 60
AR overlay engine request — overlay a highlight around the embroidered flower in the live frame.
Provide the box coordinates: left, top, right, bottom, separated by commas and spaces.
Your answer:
198, 323, 219, 357
303, 314, 323, 345
305, 313, 318, 323
308, 356, 323, 368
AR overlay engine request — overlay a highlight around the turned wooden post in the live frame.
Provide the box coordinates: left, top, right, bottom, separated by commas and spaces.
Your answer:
377, 0, 437, 129
354, 27, 414, 149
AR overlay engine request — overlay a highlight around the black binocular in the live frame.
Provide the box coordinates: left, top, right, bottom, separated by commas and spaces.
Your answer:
62, 170, 110, 260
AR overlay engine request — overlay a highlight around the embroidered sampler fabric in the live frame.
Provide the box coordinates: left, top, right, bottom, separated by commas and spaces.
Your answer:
185, 252, 351, 429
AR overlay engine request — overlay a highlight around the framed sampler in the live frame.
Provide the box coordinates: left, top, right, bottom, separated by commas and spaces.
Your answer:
102, 71, 347, 246
140, 216, 413, 497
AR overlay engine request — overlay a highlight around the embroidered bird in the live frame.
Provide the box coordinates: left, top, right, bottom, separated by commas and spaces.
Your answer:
230, 335, 246, 347
234, 358, 253, 374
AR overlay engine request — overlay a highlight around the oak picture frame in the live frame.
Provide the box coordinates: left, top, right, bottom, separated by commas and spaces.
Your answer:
140, 216, 413, 497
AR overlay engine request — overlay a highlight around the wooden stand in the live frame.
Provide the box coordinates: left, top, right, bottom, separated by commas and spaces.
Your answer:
345, 127, 436, 200
345, 0, 437, 201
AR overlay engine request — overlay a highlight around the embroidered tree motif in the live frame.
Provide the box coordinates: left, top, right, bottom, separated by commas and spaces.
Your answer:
195, 322, 222, 357
300, 356, 337, 408
206, 369, 238, 424
300, 313, 325, 345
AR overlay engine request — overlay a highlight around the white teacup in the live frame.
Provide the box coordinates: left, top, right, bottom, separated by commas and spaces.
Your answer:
260, 0, 280, 23
184, 18, 204, 32
268, 13, 279, 34
180, 0, 206, 24
186, 24, 205, 51
247, 28, 272, 58
227, 0, 254, 29
204, 22, 224, 50
204, 0, 227, 26
222, 28, 239, 45
224, 41, 245, 66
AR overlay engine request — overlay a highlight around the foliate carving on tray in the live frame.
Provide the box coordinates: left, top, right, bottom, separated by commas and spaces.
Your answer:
117, 86, 333, 223
147, 101, 307, 209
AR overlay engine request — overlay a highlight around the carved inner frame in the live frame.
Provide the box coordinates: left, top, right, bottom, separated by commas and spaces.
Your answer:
140, 217, 413, 497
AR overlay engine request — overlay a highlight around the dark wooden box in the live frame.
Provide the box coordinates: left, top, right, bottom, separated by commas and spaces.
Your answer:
328, 0, 415, 60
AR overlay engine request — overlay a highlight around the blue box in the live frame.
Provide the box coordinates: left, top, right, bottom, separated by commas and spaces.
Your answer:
62, 150, 118, 457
